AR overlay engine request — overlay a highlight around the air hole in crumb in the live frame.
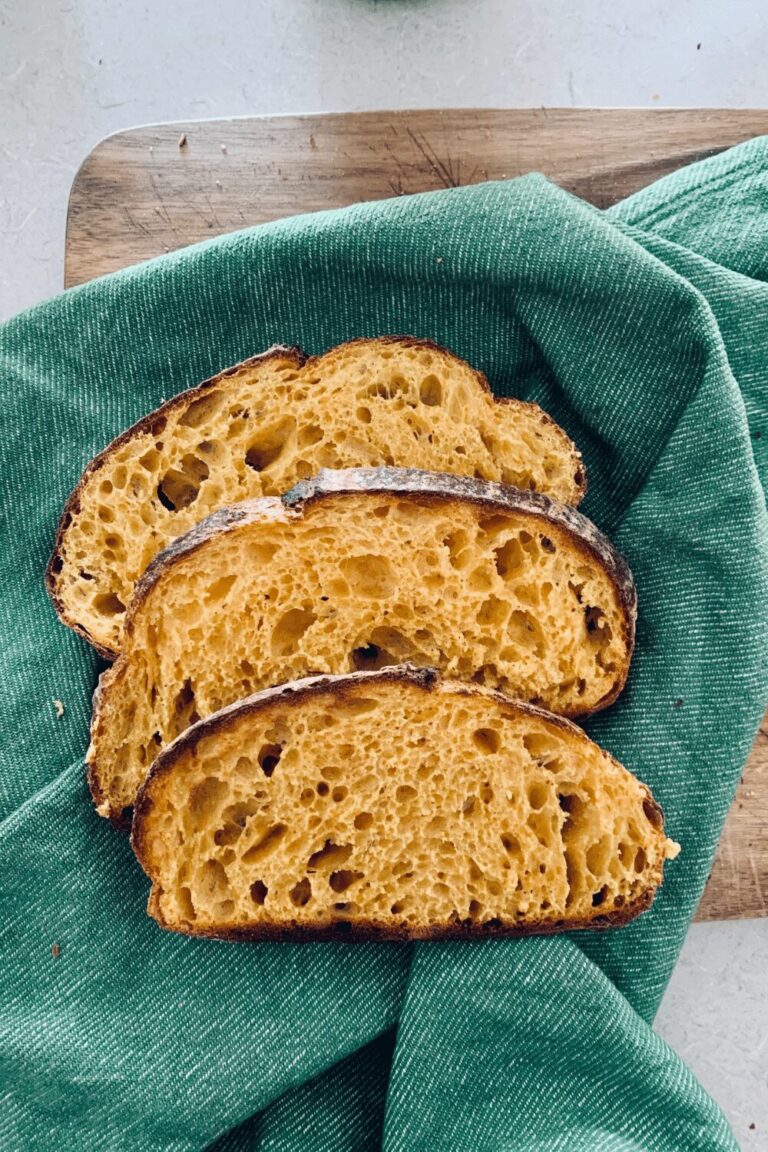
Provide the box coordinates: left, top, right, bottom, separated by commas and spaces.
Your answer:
592, 885, 609, 907
586, 838, 611, 875
93, 592, 126, 617
634, 847, 647, 873
390, 901, 406, 915
540, 536, 556, 553
222, 799, 260, 827
468, 899, 483, 919
396, 785, 417, 802
339, 555, 397, 599
527, 781, 549, 810
215, 823, 243, 847
177, 886, 196, 921
245, 417, 295, 472
501, 833, 521, 855
332, 786, 348, 802
307, 841, 352, 870
179, 392, 223, 428
317, 782, 330, 796
271, 607, 317, 657
419, 374, 443, 406
473, 727, 501, 754
354, 812, 373, 830
494, 537, 524, 578
298, 424, 323, 447
351, 643, 379, 670
250, 880, 268, 905
643, 799, 663, 829
569, 580, 585, 604
200, 858, 229, 898
329, 869, 364, 893
189, 776, 227, 822
207, 573, 237, 602
241, 824, 286, 864
157, 454, 209, 511
257, 743, 282, 777
585, 605, 604, 633
289, 878, 312, 907
174, 678, 195, 715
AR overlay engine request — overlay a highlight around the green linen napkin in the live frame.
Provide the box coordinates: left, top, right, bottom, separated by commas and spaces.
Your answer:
2, 136, 768, 1152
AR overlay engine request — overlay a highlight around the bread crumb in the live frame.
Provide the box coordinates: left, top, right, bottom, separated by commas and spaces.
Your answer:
178, 133, 188, 149
52, 943, 60, 958
309, 134, 317, 151
220, 143, 228, 154
53, 699, 65, 720
674, 698, 684, 708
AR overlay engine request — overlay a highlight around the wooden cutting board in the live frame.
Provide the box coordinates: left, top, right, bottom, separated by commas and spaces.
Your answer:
64, 108, 768, 922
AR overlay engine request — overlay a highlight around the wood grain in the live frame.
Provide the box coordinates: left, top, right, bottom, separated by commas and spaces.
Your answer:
64, 108, 768, 922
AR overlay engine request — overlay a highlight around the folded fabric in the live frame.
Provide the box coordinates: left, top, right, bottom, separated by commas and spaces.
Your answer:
2, 136, 768, 1151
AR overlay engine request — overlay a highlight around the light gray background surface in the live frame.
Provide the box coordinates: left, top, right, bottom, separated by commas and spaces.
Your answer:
1, 1, 766, 1146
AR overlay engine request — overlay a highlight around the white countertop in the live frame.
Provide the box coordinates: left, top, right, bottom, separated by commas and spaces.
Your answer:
1, 1, 766, 1146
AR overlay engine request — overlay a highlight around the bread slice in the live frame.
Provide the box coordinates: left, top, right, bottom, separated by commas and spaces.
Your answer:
46, 336, 585, 657
89, 467, 635, 822
131, 667, 678, 940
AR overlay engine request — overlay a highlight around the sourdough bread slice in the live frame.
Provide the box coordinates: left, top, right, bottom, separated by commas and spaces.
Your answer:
131, 667, 678, 940
89, 467, 635, 822
46, 336, 585, 657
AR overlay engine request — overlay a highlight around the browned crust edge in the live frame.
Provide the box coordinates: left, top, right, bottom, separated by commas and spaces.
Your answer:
130, 666, 663, 941
44, 344, 307, 658
129, 465, 636, 707
45, 335, 586, 659
145, 887, 654, 942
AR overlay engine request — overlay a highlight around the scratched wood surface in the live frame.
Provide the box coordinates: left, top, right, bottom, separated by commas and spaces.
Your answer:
65, 109, 768, 921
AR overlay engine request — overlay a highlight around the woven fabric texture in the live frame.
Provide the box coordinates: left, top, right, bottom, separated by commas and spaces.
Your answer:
2, 138, 768, 1151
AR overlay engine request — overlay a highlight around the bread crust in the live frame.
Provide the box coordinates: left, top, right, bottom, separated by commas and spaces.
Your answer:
45, 345, 305, 658
45, 336, 586, 659
127, 466, 636, 710
131, 666, 663, 941
144, 887, 654, 942
89, 467, 636, 821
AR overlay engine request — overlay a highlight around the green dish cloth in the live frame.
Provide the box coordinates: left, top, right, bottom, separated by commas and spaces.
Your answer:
2, 136, 768, 1152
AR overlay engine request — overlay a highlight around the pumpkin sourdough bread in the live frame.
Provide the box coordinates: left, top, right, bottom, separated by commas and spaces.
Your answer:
46, 336, 585, 657
88, 467, 635, 822
131, 667, 678, 940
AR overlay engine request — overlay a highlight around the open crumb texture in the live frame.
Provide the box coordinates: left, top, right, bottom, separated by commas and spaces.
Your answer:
132, 668, 678, 941
47, 336, 585, 656
88, 468, 635, 821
